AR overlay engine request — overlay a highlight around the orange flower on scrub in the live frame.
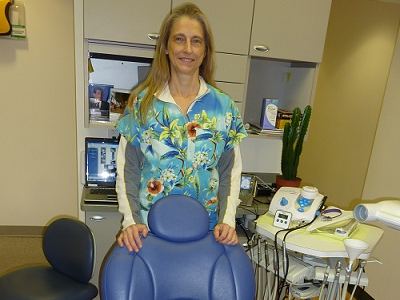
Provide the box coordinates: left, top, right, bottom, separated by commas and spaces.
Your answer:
147, 179, 164, 196
205, 197, 217, 206
187, 122, 201, 141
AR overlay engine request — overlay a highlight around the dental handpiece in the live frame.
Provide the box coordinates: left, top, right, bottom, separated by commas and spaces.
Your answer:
264, 240, 269, 268
342, 261, 353, 300
328, 260, 341, 300
318, 265, 330, 300
282, 240, 287, 277
349, 260, 367, 300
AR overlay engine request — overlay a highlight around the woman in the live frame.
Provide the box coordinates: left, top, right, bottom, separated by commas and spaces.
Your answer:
116, 3, 247, 253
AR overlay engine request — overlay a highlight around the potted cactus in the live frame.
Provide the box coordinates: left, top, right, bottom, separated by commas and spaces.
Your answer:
276, 105, 312, 189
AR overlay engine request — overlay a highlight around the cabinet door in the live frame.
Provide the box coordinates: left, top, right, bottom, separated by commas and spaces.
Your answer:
172, 0, 254, 55
214, 53, 249, 116
214, 53, 248, 83
85, 211, 121, 297
250, 0, 332, 63
84, 0, 171, 45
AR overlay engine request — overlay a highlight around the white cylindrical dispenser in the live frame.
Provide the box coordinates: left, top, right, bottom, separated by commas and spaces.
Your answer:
10, 1, 26, 39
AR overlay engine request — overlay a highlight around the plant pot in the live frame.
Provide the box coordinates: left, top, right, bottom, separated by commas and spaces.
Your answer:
275, 175, 302, 190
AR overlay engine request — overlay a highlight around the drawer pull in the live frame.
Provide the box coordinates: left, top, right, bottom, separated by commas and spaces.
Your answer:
253, 45, 270, 52
147, 33, 159, 41
90, 216, 106, 222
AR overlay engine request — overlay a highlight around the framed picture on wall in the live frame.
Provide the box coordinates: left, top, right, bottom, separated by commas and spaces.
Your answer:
88, 83, 114, 123
109, 88, 131, 123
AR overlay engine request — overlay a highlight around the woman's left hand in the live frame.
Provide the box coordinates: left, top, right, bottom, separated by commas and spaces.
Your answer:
213, 223, 238, 245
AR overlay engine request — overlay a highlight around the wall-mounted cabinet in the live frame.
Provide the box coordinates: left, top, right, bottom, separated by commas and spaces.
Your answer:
84, 0, 170, 46
77, 0, 332, 177
82, 0, 332, 126
249, 0, 332, 63
84, 0, 255, 56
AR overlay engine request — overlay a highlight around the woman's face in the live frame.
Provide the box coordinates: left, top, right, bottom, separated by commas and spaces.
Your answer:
167, 16, 206, 78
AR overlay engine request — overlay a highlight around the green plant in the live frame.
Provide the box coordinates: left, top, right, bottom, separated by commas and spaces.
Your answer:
281, 105, 312, 180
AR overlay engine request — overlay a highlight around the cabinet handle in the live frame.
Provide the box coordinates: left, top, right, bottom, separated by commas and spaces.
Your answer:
90, 216, 106, 222
253, 45, 270, 52
147, 33, 159, 41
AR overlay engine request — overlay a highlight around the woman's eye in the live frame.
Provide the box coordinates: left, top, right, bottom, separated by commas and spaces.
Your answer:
175, 37, 184, 42
192, 39, 202, 45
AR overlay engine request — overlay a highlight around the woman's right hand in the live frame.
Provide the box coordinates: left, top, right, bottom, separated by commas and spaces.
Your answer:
117, 224, 149, 252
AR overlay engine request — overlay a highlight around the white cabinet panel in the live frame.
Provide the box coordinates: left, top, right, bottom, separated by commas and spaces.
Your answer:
215, 53, 248, 83
216, 82, 246, 116
84, 0, 171, 46
85, 211, 121, 299
241, 135, 282, 174
216, 82, 245, 103
250, 0, 332, 63
221, 83, 245, 102
172, 0, 254, 55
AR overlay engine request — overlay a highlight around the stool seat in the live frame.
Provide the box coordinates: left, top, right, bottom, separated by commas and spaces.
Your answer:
0, 266, 98, 300
0, 217, 98, 300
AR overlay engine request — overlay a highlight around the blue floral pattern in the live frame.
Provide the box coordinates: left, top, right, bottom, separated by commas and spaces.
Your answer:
117, 85, 247, 228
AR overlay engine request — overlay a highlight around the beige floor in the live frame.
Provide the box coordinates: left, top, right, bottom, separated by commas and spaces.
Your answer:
0, 236, 48, 275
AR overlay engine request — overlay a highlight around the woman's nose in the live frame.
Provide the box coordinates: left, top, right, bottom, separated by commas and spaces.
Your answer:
183, 41, 192, 53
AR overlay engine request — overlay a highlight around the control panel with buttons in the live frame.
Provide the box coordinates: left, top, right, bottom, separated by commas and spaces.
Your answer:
273, 210, 292, 229
269, 186, 325, 222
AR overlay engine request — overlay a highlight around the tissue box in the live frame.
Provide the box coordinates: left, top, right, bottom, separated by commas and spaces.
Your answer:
260, 98, 278, 129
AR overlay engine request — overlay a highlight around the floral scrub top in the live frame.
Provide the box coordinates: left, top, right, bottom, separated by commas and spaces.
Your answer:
116, 78, 247, 230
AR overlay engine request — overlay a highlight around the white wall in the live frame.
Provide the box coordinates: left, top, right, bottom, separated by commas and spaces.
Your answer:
0, 0, 77, 226
361, 25, 400, 300
297, 1, 400, 298
299, 0, 400, 209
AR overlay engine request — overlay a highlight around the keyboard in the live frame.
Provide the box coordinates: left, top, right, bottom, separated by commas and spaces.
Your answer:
90, 188, 117, 195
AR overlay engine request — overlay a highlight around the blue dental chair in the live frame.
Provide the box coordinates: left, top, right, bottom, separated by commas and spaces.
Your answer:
0, 217, 98, 300
101, 195, 255, 300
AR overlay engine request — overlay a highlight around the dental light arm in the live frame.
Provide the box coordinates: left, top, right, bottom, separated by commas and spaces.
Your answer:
354, 200, 400, 230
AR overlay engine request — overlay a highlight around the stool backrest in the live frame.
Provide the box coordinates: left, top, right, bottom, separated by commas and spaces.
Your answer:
43, 218, 95, 283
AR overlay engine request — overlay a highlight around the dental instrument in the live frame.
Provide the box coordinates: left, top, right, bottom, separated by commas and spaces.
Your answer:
341, 239, 369, 300
318, 265, 330, 300
327, 260, 341, 300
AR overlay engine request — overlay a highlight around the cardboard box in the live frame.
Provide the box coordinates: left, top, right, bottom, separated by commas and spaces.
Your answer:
260, 99, 278, 129
276, 109, 293, 129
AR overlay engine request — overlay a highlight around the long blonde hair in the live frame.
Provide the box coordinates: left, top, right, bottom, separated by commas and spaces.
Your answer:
127, 2, 216, 123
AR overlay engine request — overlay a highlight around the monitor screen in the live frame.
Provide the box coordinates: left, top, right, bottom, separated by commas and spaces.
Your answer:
240, 175, 253, 191
85, 137, 119, 187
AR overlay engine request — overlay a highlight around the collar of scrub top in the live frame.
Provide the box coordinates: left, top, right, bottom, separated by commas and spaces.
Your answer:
158, 76, 209, 104
321, 208, 343, 221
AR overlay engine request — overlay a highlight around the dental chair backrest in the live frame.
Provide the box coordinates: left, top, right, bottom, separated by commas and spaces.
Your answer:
100, 194, 255, 300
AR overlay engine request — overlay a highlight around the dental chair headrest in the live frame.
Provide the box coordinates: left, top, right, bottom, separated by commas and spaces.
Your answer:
148, 195, 210, 242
